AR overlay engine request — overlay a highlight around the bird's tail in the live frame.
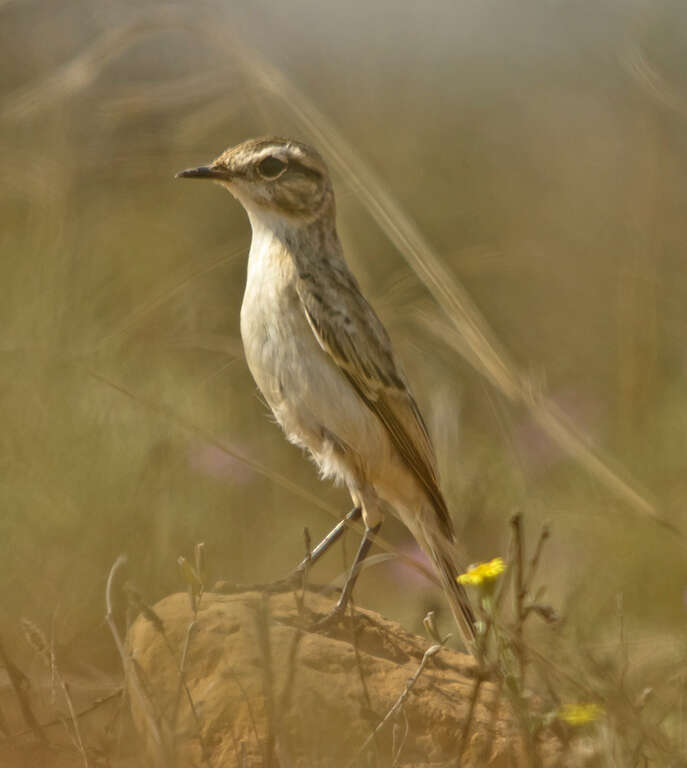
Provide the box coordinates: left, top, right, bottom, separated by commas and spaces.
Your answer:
434, 552, 477, 652
424, 535, 477, 653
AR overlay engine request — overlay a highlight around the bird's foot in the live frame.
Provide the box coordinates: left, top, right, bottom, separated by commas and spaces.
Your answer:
310, 603, 347, 631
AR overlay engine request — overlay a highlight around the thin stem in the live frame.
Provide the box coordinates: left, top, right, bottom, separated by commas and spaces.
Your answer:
0, 636, 47, 743
352, 643, 442, 765
105, 556, 168, 762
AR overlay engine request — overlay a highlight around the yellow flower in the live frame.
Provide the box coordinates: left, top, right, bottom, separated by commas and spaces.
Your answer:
559, 703, 604, 726
457, 557, 506, 586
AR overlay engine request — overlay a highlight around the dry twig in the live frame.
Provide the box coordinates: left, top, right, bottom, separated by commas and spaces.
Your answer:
353, 643, 443, 764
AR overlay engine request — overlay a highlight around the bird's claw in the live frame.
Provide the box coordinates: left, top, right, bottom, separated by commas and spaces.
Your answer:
312, 603, 347, 630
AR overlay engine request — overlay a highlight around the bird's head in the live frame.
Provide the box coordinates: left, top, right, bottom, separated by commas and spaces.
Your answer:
176, 137, 334, 226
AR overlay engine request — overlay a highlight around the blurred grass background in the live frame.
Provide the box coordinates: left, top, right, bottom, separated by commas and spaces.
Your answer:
1, 0, 686, 674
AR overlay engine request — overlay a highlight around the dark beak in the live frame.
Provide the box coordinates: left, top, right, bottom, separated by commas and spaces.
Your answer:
175, 165, 230, 180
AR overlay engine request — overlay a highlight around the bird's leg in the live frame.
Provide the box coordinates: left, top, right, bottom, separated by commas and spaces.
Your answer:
316, 521, 382, 626
334, 521, 382, 612
293, 505, 362, 573
265, 506, 362, 595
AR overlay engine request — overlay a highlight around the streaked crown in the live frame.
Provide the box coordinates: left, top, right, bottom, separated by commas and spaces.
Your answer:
177, 137, 333, 221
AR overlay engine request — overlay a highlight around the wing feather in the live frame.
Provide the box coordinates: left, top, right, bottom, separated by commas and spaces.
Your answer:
297, 268, 454, 541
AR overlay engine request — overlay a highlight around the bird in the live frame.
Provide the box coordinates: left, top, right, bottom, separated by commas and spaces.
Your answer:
176, 137, 476, 651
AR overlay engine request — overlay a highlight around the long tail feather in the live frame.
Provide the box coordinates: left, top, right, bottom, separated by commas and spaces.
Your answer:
435, 553, 477, 651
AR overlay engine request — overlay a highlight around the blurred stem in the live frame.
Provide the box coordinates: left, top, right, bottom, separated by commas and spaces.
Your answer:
0, 636, 47, 743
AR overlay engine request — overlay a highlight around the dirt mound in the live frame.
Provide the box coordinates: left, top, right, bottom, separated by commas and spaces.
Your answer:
126, 586, 578, 767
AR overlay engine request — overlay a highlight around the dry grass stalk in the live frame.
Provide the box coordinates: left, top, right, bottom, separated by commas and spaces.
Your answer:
353, 642, 443, 765
105, 555, 171, 766
16, 617, 91, 765
0, 634, 47, 744
2, 7, 192, 121
13, 689, 124, 740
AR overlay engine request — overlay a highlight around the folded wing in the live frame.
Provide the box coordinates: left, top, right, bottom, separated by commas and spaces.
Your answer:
296, 266, 455, 541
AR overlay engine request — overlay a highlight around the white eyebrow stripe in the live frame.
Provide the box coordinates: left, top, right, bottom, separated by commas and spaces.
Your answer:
255, 146, 290, 160
253, 145, 309, 166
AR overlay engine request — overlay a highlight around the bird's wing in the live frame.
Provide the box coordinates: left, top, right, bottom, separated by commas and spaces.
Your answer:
296, 266, 454, 541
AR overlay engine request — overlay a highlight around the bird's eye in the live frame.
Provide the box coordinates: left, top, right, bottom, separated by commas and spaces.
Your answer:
257, 156, 287, 180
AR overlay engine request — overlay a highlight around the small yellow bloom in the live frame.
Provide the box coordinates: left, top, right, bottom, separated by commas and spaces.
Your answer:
559, 703, 604, 726
457, 557, 506, 586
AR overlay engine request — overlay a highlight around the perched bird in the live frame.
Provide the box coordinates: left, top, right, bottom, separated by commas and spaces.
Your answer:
177, 137, 476, 650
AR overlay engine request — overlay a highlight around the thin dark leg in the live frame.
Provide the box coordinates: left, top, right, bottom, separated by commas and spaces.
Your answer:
314, 521, 382, 626
334, 521, 382, 613
294, 506, 362, 572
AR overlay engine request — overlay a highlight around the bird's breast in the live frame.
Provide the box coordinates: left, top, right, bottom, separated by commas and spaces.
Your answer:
239, 235, 375, 457
240, 235, 330, 408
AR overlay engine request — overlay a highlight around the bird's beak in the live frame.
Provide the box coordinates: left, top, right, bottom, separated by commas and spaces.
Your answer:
175, 165, 231, 180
